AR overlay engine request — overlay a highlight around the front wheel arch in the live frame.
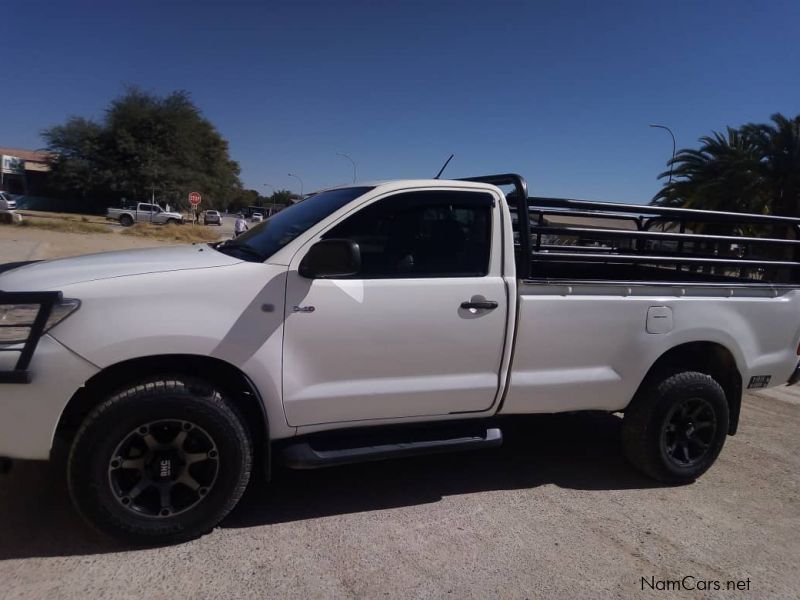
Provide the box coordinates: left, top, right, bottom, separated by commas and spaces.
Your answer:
54, 355, 270, 480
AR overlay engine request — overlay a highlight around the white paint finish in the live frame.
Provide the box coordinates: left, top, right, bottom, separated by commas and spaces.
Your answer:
282, 276, 508, 425
501, 283, 800, 414
0, 245, 241, 290
28, 260, 296, 443
0, 335, 99, 459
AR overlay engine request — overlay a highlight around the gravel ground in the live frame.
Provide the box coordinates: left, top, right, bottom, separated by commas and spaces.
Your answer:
1, 390, 798, 599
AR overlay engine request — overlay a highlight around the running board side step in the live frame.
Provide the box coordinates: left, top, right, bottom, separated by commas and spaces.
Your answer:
281, 427, 503, 469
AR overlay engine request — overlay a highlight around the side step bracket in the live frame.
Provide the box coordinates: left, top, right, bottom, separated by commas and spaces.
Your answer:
281, 427, 503, 470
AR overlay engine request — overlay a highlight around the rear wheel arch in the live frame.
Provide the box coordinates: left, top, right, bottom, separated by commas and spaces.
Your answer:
54, 355, 270, 478
632, 341, 743, 435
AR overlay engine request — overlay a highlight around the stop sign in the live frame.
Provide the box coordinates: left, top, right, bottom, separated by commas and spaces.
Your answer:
188, 192, 201, 206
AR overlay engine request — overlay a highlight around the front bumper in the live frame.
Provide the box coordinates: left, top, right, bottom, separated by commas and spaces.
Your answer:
0, 335, 98, 460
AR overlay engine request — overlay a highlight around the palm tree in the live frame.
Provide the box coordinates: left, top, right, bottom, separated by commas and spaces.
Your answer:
653, 113, 800, 217
653, 127, 767, 213
742, 114, 800, 216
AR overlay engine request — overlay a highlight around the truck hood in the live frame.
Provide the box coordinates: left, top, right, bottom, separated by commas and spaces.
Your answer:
0, 245, 242, 291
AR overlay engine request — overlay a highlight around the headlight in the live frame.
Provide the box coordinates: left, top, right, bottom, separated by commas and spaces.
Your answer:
0, 298, 80, 344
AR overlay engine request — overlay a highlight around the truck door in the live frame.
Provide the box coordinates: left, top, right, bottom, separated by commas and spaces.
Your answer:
281, 189, 508, 426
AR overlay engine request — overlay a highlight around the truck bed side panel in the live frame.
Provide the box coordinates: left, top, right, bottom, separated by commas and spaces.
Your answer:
501, 283, 800, 415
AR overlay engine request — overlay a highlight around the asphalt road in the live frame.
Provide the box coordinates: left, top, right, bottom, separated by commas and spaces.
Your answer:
1, 389, 798, 599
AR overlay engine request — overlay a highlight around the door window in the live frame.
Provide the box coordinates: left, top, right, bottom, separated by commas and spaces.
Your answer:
322, 191, 493, 277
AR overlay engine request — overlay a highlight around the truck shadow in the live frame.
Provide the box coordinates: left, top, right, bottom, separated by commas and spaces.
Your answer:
0, 412, 663, 560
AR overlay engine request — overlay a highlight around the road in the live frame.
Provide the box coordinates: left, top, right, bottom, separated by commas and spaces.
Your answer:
1, 388, 798, 599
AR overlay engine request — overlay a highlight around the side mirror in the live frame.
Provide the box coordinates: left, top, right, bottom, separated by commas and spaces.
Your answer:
298, 239, 361, 279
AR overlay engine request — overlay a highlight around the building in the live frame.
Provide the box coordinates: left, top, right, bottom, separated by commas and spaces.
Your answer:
0, 146, 52, 195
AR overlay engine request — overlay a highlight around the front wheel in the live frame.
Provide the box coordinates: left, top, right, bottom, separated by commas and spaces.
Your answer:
68, 377, 252, 544
622, 371, 729, 484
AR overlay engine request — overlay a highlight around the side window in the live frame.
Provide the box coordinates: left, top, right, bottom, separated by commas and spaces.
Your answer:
323, 191, 493, 278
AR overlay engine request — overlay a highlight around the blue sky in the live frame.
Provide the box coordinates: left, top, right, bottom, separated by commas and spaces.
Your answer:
1, 0, 798, 203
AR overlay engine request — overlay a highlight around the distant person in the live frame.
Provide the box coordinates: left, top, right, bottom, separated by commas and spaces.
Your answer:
234, 215, 249, 237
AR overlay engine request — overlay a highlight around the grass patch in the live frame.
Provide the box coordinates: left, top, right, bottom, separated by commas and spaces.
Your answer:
120, 223, 220, 243
17, 210, 108, 225
10, 217, 111, 234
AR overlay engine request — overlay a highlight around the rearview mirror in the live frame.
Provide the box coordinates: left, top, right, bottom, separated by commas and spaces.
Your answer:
298, 239, 361, 279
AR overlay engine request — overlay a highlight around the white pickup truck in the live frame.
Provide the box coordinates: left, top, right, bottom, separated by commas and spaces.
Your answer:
2, 174, 799, 544
107, 202, 184, 226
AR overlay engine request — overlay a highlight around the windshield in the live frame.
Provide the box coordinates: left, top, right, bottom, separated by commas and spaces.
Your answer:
219, 186, 373, 261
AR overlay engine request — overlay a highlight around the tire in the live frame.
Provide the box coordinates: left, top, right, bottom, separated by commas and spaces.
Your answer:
622, 371, 729, 484
68, 377, 252, 544
167, 218, 181, 225
119, 214, 134, 227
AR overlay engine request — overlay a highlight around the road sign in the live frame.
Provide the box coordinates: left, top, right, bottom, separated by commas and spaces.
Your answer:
188, 192, 201, 206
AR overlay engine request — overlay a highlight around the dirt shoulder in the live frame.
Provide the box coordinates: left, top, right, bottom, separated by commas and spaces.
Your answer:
0, 225, 180, 262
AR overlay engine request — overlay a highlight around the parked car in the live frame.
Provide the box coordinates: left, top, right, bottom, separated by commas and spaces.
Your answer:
0, 191, 17, 224
2, 173, 800, 544
204, 210, 222, 226
107, 203, 184, 227
0, 191, 17, 212
251, 212, 264, 223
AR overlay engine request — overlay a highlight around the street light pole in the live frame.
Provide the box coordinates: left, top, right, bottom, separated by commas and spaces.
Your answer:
336, 152, 357, 183
288, 173, 304, 198
649, 124, 677, 186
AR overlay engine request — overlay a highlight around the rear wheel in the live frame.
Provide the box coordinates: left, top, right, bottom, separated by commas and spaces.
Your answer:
622, 371, 729, 484
68, 377, 252, 544
119, 214, 134, 227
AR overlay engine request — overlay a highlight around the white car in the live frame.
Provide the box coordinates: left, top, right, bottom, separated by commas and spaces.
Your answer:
251, 212, 264, 223
0, 191, 16, 212
2, 173, 799, 544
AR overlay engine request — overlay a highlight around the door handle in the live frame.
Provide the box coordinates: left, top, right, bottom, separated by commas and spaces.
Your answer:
460, 300, 498, 310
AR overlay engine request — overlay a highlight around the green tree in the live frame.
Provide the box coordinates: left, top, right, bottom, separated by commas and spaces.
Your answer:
43, 87, 242, 210
227, 188, 263, 212
43, 117, 111, 202
269, 189, 295, 206
654, 113, 800, 217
